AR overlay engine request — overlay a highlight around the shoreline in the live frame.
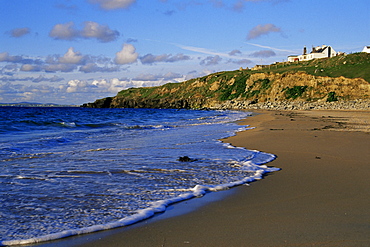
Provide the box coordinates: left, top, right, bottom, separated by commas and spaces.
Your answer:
38, 109, 369, 247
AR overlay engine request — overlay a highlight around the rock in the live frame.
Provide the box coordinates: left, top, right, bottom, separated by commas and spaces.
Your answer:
177, 156, 197, 162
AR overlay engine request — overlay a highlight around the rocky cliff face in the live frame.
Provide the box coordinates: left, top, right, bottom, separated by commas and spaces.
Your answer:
82, 71, 370, 110
240, 72, 369, 102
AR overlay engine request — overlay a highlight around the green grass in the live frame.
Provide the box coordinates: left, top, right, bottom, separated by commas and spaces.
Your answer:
257, 53, 370, 82
259, 78, 272, 90
284, 86, 308, 99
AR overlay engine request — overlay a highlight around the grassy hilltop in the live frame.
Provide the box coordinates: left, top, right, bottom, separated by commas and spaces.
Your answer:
83, 53, 370, 109
261, 52, 370, 82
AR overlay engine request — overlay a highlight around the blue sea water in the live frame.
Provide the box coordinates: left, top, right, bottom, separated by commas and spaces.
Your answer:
0, 107, 278, 245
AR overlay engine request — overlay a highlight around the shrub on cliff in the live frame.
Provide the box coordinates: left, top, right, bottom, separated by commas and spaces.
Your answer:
218, 73, 249, 101
327, 92, 338, 102
284, 86, 308, 100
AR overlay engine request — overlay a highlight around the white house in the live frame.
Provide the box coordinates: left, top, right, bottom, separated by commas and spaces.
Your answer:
362, 46, 370, 53
288, 45, 338, 62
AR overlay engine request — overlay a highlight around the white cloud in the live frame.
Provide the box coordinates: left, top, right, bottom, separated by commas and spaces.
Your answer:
64, 78, 149, 94
88, 0, 136, 10
0, 64, 18, 76
132, 73, 160, 81
200, 55, 222, 66
230, 58, 253, 65
114, 44, 138, 64
0, 52, 23, 63
132, 73, 183, 83
0, 82, 60, 103
55, 3, 78, 11
44, 63, 76, 73
79, 63, 120, 73
9, 27, 31, 38
229, 49, 242, 56
250, 50, 276, 58
81, 21, 120, 42
233, 1, 245, 11
247, 23, 282, 40
92, 78, 130, 93
0, 71, 184, 104
20, 91, 34, 101
49, 21, 119, 42
59, 47, 83, 64
0, 50, 122, 74
140, 53, 191, 64
177, 44, 229, 57
246, 42, 295, 52
31, 75, 64, 83
49, 22, 77, 41
163, 72, 183, 80
0, 52, 9, 61
176, 43, 246, 59
0, 75, 64, 83
66, 80, 87, 93
20, 64, 42, 72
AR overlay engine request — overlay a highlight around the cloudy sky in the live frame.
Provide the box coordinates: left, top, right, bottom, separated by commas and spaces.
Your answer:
1, 0, 368, 105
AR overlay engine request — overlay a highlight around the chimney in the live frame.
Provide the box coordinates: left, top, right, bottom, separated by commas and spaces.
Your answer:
303, 46, 307, 55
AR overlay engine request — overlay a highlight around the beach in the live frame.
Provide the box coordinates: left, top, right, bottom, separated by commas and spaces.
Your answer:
43, 109, 369, 247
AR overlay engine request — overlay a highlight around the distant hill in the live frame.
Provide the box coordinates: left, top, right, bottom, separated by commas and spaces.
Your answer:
83, 53, 370, 109
0, 102, 77, 107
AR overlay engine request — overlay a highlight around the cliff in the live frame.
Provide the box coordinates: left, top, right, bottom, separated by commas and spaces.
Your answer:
83, 53, 370, 110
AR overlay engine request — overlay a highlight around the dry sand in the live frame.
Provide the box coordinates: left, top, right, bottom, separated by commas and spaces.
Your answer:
44, 110, 370, 247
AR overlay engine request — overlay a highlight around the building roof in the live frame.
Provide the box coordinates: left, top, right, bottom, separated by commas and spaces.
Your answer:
311, 45, 329, 54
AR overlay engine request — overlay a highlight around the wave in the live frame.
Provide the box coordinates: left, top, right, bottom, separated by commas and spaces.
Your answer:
81, 123, 117, 128
58, 122, 76, 128
1, 120, 77, 133
0, 157, 278, 246
0, 108, 278, 245
61, 122, 172, 130
19, 120, 76, 128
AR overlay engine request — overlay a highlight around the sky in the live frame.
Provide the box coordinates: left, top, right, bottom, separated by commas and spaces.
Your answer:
0, 0, 369, 105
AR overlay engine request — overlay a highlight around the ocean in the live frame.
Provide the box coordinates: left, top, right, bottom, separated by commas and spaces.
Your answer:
0, 107, 278, 245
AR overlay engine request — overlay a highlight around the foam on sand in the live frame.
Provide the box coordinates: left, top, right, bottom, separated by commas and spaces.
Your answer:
1, 157, 278, 246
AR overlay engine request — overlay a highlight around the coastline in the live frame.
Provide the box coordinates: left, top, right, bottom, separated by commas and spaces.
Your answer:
39, 109, 369, 247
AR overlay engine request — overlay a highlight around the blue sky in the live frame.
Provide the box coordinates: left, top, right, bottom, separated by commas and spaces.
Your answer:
1, 0, 369, 105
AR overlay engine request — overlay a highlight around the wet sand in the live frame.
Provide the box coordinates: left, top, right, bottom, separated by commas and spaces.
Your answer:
42, 110, 370, 247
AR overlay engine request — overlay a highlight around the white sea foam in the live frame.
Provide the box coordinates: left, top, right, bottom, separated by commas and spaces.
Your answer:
0, 157, 278, 246
60, 122, 76, 128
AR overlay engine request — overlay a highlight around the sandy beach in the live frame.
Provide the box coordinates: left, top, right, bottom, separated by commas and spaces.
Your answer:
40, 109, 369, 247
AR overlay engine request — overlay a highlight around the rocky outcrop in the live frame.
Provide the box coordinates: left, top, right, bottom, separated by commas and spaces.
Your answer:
82, 97, 113, 108
239, 72, 370, 102
83, 97, 207, 109
210, 99, 370, 111
110, 97, 192, 109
